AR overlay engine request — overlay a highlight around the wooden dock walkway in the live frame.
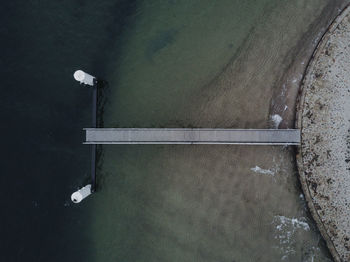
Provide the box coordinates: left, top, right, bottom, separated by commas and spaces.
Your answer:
84, 128, 300, 145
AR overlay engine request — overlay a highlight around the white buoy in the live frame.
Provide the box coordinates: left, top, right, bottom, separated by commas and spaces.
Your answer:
73, 70, 95, 86
71, 184, 92, 203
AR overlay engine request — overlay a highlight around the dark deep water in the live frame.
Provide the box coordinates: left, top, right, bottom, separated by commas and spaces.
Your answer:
0, 1, 134, 261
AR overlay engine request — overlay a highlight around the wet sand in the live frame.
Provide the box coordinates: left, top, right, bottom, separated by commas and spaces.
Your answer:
92, 0, 348, 261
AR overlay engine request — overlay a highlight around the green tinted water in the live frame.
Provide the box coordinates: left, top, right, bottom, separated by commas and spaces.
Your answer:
90, 0, 345, 261
103, 0, 274, 127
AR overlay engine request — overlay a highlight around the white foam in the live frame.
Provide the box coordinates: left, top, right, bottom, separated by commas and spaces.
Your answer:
250, 166, 275, 176
273, 215, 310, 260
271, 114, 283, 128
275, 215, 310, 231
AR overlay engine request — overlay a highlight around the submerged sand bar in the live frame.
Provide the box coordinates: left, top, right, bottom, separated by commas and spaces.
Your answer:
84, 128, 300, 145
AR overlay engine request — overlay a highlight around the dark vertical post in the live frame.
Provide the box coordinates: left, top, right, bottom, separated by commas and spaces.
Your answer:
91, 85, 97, 192
73, 70, 99, 200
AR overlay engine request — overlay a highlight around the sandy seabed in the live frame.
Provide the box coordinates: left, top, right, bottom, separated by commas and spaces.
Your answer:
91, 1, 349, 261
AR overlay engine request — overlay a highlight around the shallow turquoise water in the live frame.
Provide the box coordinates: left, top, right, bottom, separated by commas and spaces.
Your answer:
90, 0, 346, 261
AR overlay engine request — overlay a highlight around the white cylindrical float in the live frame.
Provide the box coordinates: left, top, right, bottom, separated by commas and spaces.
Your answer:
73, 70, 95, 86
71, 184, 92, 203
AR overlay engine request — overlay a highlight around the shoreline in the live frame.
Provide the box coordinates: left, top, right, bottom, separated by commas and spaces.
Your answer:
296, 4, 350, 262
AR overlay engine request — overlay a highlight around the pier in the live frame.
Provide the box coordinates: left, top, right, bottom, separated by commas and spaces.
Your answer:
84, 128, 300, 145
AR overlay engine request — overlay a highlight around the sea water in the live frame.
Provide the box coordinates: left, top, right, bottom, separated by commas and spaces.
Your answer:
91, 0, 346, 261
2, 0, 347, 261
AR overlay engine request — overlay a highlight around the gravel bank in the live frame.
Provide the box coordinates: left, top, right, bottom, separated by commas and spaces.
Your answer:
297, 5, 350, 261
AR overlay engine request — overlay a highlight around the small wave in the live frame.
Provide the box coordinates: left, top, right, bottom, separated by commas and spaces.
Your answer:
250, 166, 275, 176
271, 114, 283, 128
274, 215, 310, 231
